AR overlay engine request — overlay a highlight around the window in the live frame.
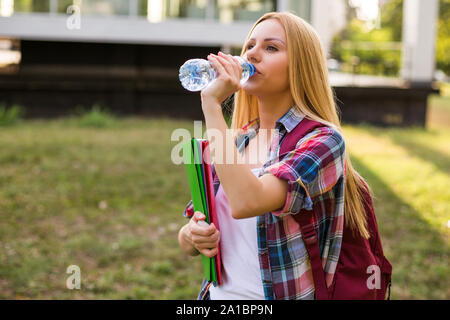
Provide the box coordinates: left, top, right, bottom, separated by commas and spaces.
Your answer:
13, 0, 50, 13
7, 0, 278, 21
215, 0, 275, 23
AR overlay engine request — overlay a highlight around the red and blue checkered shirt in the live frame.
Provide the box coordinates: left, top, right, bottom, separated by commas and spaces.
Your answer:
183, 105, 346, 300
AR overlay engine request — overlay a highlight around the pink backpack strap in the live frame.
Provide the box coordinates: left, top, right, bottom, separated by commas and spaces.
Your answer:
280, 117, 331, 299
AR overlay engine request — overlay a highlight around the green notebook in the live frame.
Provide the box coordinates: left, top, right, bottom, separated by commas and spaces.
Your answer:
182, 138, 216, 282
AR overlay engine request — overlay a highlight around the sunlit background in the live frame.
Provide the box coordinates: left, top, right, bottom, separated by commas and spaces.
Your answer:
0, 0, 448, 300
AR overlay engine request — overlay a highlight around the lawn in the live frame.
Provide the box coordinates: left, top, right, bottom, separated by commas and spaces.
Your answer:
0, 96, 448, 300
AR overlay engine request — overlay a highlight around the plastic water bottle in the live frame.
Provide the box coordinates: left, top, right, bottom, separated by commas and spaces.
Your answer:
179, 56, 255, 92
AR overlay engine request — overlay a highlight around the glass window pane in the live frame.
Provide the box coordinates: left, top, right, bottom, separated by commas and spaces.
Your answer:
84, 0, 130, 16
10, 0, 277, 20
14, 0, 50, 13
138, 0, 147, 16
288, 0, 311, 22
56, 0, 130, 16
215, 0, 275, 23
168, 0, 207, 19
57, 0, 73, 13
136, 0, 277, 21
141, 0, 209, 20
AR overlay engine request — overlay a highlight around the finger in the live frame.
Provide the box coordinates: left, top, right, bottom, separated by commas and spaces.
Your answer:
208, 54, 228, 78
191, 231, 220, 245
200, 247, 218, 258
195, 211, 205, 219
194, 240, 219, 249
220, 52, 242, 78
192, 216, 216, 231
218, 52, 242, 76
215, 53, 240, 79
197, 220, 210, 228
204, 223, 218, 236
213, 54, 242, 90
192, 211, 205, 223
192, 236, 217, 246
191, 223, 215, 237
211, 53, 238, 81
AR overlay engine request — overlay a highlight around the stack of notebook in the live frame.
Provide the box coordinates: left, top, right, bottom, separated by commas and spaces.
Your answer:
182, 138, 222, 285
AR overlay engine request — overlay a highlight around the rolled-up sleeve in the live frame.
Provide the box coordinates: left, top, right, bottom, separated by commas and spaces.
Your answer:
261, 127, 346, 218
183, 199, 194, 219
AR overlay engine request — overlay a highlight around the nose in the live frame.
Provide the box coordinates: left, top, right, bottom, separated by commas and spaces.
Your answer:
245, 46, 260, 64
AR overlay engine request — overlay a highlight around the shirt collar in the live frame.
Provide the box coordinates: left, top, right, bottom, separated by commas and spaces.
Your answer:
274, 104, 305, 133
235, 105, 305, 150
238, 105, 305, 135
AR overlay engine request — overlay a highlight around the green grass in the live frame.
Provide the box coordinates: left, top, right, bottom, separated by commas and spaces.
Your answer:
0, 98, 448, 300
70, 105, 119, 129
0, 117, 204, 299
0, 104, 24, 127
428, 94, 450, 129
343, 125, 449, 299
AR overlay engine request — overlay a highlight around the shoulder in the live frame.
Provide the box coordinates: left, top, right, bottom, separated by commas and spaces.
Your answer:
261, 123, 346, 211
295, 124, 346, 156
273, 123, 346, 185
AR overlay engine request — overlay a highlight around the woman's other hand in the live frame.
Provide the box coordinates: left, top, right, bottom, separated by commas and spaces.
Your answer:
188, 211, 221, 258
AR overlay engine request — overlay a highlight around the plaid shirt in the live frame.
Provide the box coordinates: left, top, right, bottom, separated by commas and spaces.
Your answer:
183, 105, 346, 300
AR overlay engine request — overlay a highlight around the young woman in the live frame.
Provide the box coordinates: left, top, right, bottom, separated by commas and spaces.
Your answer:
178, 11, 372, 300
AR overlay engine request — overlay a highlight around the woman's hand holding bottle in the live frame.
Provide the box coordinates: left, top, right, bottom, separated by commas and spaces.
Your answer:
200, 52, 244, 106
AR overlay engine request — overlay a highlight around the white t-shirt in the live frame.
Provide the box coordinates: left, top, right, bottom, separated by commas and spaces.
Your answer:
209, 167, 265, 300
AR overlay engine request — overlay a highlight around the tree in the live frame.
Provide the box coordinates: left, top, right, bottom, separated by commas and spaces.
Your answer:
380, 0, 403, 41
330, 0, 403, 76
436, 0, 450, 75
331, 0, 449, 77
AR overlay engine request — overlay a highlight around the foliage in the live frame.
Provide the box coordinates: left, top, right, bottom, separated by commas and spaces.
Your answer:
331, 0, 449, 77
331, 18, 402, 76
0, 104, 24, 126
73, 105, 118, 129
379, 0, 403, 41
436, 0, 450, 75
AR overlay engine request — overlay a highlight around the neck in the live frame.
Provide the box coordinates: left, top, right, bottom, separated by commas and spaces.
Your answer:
256, 91, 295, 131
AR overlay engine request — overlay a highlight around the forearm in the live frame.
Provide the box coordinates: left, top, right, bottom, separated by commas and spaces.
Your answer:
201, 96, 262, 218
178, 224, 200, 256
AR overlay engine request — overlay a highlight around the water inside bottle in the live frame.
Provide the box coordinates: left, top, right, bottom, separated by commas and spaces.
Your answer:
179, 59, 216, 92
179, 57, 255, 92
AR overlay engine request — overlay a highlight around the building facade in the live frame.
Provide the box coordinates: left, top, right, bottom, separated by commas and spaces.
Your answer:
0, 0, 438, 126
0, 0, 334, 119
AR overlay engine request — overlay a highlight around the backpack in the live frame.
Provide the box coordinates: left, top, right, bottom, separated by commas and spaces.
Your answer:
279, 118, 392, 300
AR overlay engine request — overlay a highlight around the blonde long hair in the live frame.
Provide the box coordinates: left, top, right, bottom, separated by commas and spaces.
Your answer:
231, 12, 371, 239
